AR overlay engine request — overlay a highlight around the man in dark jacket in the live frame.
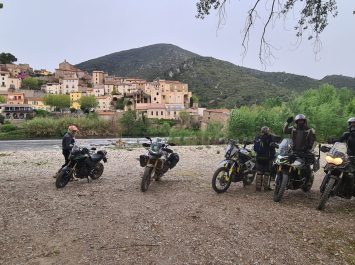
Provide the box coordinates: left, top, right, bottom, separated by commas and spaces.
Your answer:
283, 114, 316, 189
328, 117, 355, 198
62, 125, 78, 166
254, 126, 281, 191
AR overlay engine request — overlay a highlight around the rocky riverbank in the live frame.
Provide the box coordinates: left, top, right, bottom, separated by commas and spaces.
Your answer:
0, 146, 354, 265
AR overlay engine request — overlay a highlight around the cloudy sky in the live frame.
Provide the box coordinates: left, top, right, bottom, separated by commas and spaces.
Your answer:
0, 0, 354, 79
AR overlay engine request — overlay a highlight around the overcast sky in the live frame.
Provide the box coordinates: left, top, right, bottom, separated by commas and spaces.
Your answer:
0, 0, 354, 79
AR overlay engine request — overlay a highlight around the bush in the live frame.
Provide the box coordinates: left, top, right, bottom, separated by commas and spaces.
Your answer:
0, 124, 17, 132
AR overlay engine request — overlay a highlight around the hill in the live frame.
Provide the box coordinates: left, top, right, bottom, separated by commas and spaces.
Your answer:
76, 44, 198, 80
76, 44, 355, 108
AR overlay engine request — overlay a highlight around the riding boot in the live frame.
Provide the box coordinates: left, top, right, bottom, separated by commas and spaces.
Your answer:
263, 174, 272, 191
255, 174, 262, 191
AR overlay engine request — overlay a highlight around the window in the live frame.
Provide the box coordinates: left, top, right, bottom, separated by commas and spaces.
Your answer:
161, 111, 163, 115
66, 85, 69, 88
156, 111, 158, 116
156, 92, 159, 95
151, 111, 153, 115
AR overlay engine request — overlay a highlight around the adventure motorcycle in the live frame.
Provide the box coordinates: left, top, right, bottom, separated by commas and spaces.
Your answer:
317, 142, 355, 210
55, 144, 108, 188
273, 138, 320, 202
139, 137, 179, 192
212, 139, 256, 193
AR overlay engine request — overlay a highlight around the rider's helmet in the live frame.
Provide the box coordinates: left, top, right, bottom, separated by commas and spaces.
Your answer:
294, 114, 307, 124
348, 117, 355, 131
261, 126, 270, 135
68, 125, 79, 134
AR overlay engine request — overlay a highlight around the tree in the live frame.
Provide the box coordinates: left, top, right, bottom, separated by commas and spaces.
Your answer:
0, 52, 17, 64
21, 77, 43, 90
196, 0, 338, 63
79, 96, 98, 112
43, 94, 70, 111
0, 3, 3, 9
0, 95, 5, 103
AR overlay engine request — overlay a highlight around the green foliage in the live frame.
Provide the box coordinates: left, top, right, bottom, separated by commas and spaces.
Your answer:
0, 95, 5, 103
0, 124, 17, 132
34, 109, 51, 117
0, 114, 5, 124
0, 52, 17, 64
115, 98, 125, 110
228, 84, 353, 142
43, 94, 70, 110
119, 110, 147, 136
79, 96, 98, 111
22, 116, 114, 138
21, 77, 44, 90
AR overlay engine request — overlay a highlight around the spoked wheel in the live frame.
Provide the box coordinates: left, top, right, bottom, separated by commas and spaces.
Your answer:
317, 177, 335, 210
55, 170, 71, 189
141, 167, 153, 192
273, 172, 288, 202
212, 167, 232, 193
91, 163, 104, 180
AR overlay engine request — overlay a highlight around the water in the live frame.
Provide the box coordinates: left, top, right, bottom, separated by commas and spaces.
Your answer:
0, 138, 150, 151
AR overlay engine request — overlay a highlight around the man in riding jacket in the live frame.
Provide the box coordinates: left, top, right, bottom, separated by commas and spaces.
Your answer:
328, 117, 355, 198
283, 114, 316, 189
62, 125, 78, 165
254, 126, 281, 191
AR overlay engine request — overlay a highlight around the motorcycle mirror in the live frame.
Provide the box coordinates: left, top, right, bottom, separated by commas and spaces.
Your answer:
142, 143, 150, 147
91, 147, 97, 151
145, 136, 151, 141
168, 143, 176, 146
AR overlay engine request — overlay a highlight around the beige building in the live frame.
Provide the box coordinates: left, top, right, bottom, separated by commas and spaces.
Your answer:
91, 85, 105, 97
96, 95, 112, 111
55, 60, 86, 79
43, 83, 61, 94
92, 71, 105, 85
26, 97, 51, 111
61, 78, 79, 94
202, 109, 230, 125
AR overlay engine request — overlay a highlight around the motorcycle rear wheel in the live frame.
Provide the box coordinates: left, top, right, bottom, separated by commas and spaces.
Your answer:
55, 170, 71, 189
273, 172, 288, 202
212, 167, 232, 193
91, 163, 104, 180
141, 167, 152, 192
317, 177, 335, 210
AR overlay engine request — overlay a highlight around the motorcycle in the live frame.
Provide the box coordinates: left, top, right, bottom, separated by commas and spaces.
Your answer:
273, 138, 320, 202
317, 142, 355, 210
55, 144, 108, 188
139, 137, 179, 192
211, 139, 256, 193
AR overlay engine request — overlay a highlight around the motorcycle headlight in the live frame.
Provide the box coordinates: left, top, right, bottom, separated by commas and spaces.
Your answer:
325, 156, 343, 165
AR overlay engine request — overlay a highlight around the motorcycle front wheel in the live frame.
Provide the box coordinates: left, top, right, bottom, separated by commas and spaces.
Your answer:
317, 177, 335, 210
212, 167, 232, 193
91, 162, 104, 180
273, 172, 288, 202
141, 167, 153, 192
55, 170, 71, 189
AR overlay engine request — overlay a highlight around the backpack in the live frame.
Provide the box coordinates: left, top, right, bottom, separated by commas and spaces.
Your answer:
253, 136, 270, 158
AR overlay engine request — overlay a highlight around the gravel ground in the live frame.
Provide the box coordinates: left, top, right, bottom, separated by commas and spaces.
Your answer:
0, 146, 354, 265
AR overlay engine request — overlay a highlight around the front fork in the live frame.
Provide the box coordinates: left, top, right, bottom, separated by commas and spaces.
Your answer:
320, 172, 339, 194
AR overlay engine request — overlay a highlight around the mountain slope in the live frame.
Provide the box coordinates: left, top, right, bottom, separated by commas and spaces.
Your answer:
76, 43, 199, 80
76, 44, 355, 108
164, 57, 292, 107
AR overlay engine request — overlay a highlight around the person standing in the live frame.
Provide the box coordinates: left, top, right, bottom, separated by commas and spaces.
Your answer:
283, 114, 316, 189
254, 126, 281, 191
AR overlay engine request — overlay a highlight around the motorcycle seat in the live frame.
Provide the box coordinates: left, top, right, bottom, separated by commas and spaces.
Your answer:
90, 153, 103, 162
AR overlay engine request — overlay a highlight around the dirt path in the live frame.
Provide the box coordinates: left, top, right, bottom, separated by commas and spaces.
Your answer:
0, 146, 354, 265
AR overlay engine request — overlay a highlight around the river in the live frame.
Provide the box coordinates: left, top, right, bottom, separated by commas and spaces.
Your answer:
0, 138, 149, 151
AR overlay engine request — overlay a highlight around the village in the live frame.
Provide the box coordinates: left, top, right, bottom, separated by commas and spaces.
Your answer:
0, 61, 230, 128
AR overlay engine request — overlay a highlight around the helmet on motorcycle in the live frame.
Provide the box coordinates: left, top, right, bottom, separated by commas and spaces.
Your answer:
261, 126, 270, 134
294, 114, 307, 124
348, 117, 355, 131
